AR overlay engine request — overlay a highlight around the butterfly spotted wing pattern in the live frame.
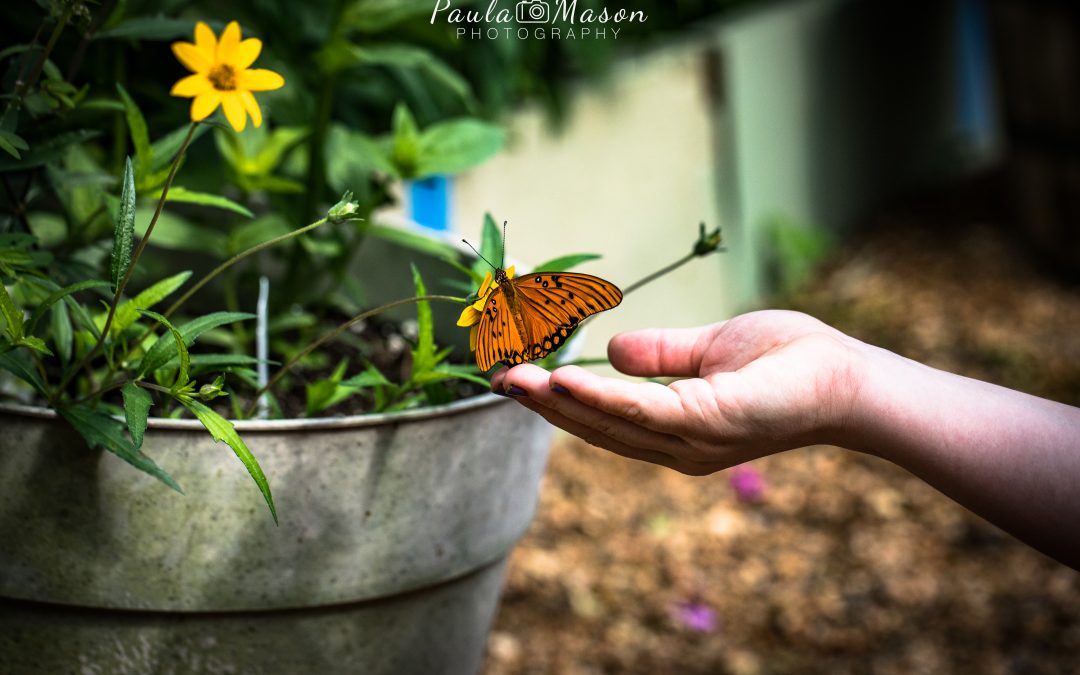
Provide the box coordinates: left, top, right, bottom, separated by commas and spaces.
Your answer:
474, 271, 622, 371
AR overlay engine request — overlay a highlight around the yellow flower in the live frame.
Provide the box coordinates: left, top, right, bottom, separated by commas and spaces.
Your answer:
456, 267, 513, 352
170, 21, 284, 132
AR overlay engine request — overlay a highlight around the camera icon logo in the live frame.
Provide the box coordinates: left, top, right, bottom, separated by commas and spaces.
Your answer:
516, 0, 550, 24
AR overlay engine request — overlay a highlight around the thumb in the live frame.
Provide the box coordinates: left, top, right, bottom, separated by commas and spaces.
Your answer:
608, 325, 715, 377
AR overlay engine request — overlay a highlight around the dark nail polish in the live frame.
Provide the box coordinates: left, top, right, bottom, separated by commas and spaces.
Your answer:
506, 385, 528, 397
551, 383, 570, 395
493, 389, 510, 397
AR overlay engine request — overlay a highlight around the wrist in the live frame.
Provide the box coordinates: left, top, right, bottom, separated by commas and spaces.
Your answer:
824, 337, 913, 458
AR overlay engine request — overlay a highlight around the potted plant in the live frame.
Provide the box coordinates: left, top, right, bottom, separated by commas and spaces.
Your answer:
0, 5, 722, 673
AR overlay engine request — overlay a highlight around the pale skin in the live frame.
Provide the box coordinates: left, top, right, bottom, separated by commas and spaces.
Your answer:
489, 310, 1080, 570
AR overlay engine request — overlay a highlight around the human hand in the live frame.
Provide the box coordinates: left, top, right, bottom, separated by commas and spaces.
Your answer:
490, 310, 867, 474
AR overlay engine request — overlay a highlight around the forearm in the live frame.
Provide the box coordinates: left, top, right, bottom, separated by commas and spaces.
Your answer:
844, 343, 1080, 568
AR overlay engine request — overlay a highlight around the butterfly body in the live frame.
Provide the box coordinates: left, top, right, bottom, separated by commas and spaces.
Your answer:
471, 267, 622, 371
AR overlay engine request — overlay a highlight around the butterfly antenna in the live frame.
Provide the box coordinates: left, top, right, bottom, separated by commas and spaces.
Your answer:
462, 239, 497, 270
500, 221, 507, 269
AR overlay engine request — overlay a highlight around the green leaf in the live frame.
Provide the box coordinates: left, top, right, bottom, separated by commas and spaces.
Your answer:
0, 129, 29, 159
531, 253, 602, 273
0, 350, 47, 396
364, 223, 461, 263
0, 130, 100, 171
412, 263, 436, 367
26, 211, 67, 248
111, 156, 137, 291
0, 283, 24, 342
226, 214, 291, 255
326, 124, 398, 190
139, 311, 256, 376
346, 0, 434, 32
59, 405, 182, 493
64, 294, 102, 340
134, 206, 228, 256
111, 271, 192, 335
305, 358, 348, 416
420, 364, 492, 387
390, 102, 420, 179
138, 310, 189, 389
49, 303, 72, 362
476, 212, 503, 277
116, 84, 153, 182
150, 186, 253, 218
245, 174, 304, 194
179, 399, 276, 524
149, 123, 210, 173
0, 249, 35, 277
26, 279, 111, 334
350, 44, 474, 107
0, 43, 33, 64
121, 382, 153, 448
16, 335, 52, 356
415, 119, 505, 179
341, 364, 391, 389
53, 143, 111, 237
251, 126, 309, 175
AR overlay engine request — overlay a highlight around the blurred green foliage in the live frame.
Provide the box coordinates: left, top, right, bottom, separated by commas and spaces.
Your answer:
764, 214, 836, 294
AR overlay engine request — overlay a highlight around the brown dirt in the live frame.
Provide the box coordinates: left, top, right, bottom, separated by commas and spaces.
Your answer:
482, 208, 1080, 674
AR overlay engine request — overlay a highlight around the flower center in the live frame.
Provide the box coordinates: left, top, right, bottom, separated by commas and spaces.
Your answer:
207, 64, 237, 91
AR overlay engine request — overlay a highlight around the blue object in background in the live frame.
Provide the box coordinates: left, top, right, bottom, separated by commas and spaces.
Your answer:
955, 0, 995, 151
408, 175, 451, 231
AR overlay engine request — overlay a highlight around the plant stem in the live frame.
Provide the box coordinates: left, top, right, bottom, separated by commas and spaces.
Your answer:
137, 381, 172, 395
162, 217, 330, 318
73, 377, 129, 405
243, 294, 465, 418
622, 252, 696, 296
66, 0, 116, 81
17, 6, 73, 99
54, 122, 199, 400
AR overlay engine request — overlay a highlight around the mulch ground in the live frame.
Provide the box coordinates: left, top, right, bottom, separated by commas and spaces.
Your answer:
482, 197, 1080, 674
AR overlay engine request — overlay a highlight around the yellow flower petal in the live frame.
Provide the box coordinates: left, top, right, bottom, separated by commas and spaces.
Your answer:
191, 90, 222, 121
469, 325, 478, 352
238, 68, 284, 91
217, 21, 242, 64
221, 92, 247, 132
470, 271, 494, 310
237, 89, 262, 127
194, 21, 217, 54
234, 38, 262, 70
505, 265, 516, 279
171, 41, 211, 73
170, 73, 209, 98
457, 304, 481, 327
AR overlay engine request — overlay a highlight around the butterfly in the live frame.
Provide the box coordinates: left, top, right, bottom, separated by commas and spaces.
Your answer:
458, 229, 623, 372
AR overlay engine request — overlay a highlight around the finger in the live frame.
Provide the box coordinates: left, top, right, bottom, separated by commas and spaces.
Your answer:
545, 365, 697, 438
512, 395, 700, 473
608, 325, 721, 377
489, 366, 510, 393
500, 364, 693, 457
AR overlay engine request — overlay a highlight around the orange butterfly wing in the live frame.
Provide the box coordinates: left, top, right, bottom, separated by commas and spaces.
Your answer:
474, 271, 622, 371
474, 285, 526, 372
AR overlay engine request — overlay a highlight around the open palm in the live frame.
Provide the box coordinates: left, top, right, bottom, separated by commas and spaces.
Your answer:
490, 310, 864, 474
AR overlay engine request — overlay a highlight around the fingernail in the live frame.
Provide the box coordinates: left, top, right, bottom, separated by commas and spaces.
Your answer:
506, 385, 528, 397
493, 389, 510, 397
551, 383, 570, 394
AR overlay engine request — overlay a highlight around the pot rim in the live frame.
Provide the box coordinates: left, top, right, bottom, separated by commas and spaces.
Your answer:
0, 392, 506, 432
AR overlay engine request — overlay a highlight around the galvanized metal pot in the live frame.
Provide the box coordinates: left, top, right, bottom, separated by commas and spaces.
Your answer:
0, 395, 552, 674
